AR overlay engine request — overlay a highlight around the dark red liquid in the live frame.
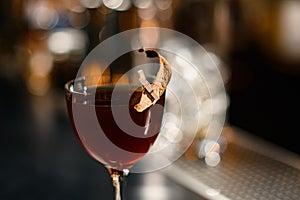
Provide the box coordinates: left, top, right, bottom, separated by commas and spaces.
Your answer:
66, 85, 165, 170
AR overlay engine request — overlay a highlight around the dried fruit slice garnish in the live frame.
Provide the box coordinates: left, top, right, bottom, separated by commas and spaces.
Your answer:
134, 49, 172, 112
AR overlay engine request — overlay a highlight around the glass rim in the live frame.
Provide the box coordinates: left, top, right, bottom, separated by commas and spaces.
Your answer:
65, 74, 157, 95
65, 75, 106, 95
64, 77, 78, 94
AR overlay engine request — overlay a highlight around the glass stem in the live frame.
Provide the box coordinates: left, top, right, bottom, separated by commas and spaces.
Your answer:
112, 172, 121, 200
110, 169, 129, 200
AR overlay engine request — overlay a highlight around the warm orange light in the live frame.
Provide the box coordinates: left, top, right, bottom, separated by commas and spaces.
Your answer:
139, 20, 160, 48
81, 62, 111, 86
27, 74, 50, 96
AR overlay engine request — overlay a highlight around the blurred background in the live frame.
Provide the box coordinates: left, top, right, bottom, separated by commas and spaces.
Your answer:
1, 0, 300, 199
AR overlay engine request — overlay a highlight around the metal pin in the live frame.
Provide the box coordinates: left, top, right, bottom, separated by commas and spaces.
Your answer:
137, 70, 159, 101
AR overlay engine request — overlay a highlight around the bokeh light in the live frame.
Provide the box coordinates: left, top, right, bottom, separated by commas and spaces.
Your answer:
47, 28, 87, 60
134, 0, 154, 9
80, 0, 102, 9
138, 6, 157, 20
26, 52, 53, 96
103, 0, 123, 10
139, 21, 160, 47
278, 0, 300, 60
114, 0, 132, 11
155, 0, 172, 10
26, 2, 58, 30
